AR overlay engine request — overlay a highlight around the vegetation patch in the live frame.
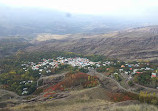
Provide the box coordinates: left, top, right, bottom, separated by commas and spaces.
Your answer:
43, 72, 99, 97
107, 92, 138, 102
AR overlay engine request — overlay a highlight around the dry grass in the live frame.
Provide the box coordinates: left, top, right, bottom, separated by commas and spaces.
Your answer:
11, 100, 158, 111
68, 86, 111, 101
8, 87, 158, 111
11, 98, 111, 111
0, 89, 21, 109
11, 86, 112, 111
109, 104, 158, 111
7, 86, 158, 111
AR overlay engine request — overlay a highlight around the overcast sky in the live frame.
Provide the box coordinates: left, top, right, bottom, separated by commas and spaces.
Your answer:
0, 0, 158, 16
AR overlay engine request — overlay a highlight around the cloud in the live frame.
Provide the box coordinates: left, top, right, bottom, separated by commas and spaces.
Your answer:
0, 0, 158, 16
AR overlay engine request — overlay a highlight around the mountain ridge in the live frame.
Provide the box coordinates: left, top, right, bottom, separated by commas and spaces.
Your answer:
25, 25, 158, 60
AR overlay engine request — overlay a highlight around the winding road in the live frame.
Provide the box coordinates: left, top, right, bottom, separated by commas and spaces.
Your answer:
88, 69, 138, 94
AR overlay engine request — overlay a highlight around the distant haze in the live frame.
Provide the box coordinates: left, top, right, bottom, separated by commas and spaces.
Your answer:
0, 0, 158, 37
0, 0, 158, 17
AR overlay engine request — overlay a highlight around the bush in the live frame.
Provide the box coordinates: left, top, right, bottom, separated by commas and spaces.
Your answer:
151, 99, 158, 105
79, 68, 89, 73
128, 81, 134, 86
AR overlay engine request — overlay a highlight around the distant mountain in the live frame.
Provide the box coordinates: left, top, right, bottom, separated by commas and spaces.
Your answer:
0, 5, 156, 37
26, 26, 158, 60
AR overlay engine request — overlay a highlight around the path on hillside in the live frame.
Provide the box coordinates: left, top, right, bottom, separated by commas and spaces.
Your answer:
88, 69, 138, 94
0, 89, 22, 101
37, 72, 68, 87
97, 73, 137, 93
119, 72, 158, 94
38, 72, 67, 80
134, 82, 158, 93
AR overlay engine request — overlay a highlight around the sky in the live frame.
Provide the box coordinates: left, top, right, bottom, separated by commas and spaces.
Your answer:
0, 0, 158, 16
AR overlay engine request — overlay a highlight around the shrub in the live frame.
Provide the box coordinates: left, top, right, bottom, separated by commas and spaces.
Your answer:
43, 72, 99, 97
128, 80, 134, 86
151, 99, 158, 105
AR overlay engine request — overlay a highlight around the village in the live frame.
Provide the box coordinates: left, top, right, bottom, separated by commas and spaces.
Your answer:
21, 57, 98, 73
20, 57, 158, 95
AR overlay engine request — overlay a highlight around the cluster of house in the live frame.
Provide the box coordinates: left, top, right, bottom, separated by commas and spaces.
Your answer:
117, 62, 157, 78
57, 57, 95, 67
19, 57, 158, 94
21, 57, 158, 79
19, 57, 116, 95
19, 80, 33, 95
21, 57, 110, 74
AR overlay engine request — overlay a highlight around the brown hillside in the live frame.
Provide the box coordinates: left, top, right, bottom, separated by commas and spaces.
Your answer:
26, 26, 158, 60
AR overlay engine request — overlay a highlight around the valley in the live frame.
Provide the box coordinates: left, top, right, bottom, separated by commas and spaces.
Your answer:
1, 51, 158, 110
1, 1, 158, 110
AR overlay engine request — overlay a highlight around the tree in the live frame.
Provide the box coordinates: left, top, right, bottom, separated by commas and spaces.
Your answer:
128, 80, 134, 86
79, 68, 89, 73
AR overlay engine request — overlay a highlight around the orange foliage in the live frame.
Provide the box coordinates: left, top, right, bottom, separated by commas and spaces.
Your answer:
43, 72, 99, 97
43, 92, 56, 97
107, 92, 136, 102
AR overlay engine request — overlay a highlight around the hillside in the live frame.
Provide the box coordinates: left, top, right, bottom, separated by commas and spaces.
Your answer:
0, 71, 140, 111
10, 100, 158, 111
26, 26, 158, 60
0, 38, 31, 58
2, 71, 157, 111
1, 46, 158, 110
